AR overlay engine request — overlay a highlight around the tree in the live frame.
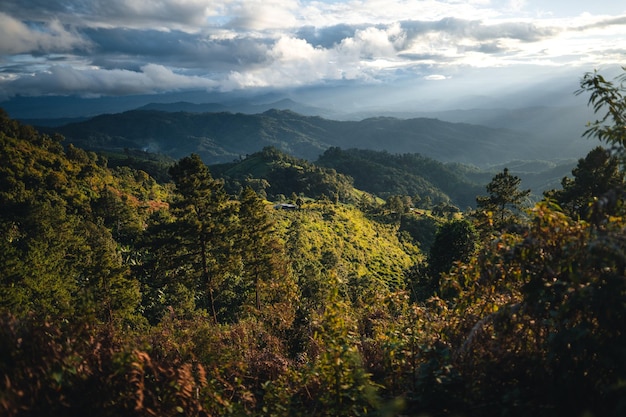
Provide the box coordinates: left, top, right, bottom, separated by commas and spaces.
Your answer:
476, 168, 530, 229
385, 195, 412, 221
75, 219, 141, 326
168, 154, 236, 322
0, 198, 79, 319
238, 186, 275, 311
307, 293, 379, 416
573, 67, 626, 222
546, 146, 625, 219
428, 219, 477, 278
446, 202, 626, 417
576, 67, 626, 151
417, 219, 478, 299
238, 187, 298, 330
135, 209, 199, 324
0, 123, 141, 325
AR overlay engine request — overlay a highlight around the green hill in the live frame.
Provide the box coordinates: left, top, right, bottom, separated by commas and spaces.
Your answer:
209, 146, 485, 208
316, 147, 484, 208
273, 201, 419, 292
211, 147, 357, 203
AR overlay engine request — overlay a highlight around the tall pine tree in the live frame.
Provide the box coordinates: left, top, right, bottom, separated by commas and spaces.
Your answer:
476, 168, 530, 229
168, 154, 236, 322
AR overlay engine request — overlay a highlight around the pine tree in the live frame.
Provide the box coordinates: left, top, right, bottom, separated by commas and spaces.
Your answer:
546, 146, 624, 219
168, 154, 236, 322
476, 168, 530, 228
238, 187, 272, 310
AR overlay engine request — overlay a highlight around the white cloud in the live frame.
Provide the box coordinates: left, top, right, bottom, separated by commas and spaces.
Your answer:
222, 24, 411, 90
223, 36, 338, 89
0, 12, 90, 54
338, 25, 402, 58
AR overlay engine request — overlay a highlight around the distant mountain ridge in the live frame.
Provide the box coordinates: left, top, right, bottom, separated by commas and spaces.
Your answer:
136, 98, 334, 118
43, 108, 560, 167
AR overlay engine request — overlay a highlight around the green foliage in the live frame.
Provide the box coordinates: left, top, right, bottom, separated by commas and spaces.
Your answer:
308, 295, 380, 416
0, 112, 148, 326
419, 219, 479, 300
476, 167, 531, 229
274, 202, 418, 295
546, 146, 625, 219
237, 186, 298, 325
442, 202, 626, 416
103, 148, 175, 183
577, 67, 626, 150
398, 211, 440, 250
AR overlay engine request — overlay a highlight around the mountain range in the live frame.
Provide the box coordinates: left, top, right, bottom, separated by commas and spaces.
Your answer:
40, 108, 590, 168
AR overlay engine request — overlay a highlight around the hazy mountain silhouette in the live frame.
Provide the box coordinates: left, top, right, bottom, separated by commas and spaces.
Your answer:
43, 109, 572, 167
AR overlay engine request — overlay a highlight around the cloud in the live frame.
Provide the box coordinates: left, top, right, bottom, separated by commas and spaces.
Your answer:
223, 24, 410, 90
296, 24, 364, 48
225, 0, 299, 30
1, 0, 216, 29
337, 24, 405, 59
401, 18, 556, 44
0, 0, 624, 99
0, 12, 90, 54
462, 41, 507, 54
82, 28, 271, 71
576, 15, 626, 31
4, 64, 217, 97
223, 36, 335, 90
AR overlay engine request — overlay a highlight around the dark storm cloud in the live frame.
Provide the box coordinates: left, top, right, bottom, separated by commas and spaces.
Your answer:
82, 28, 271, 70
296, 24, 367, 48
0, 12, 91, 54
0, 0, 210, 28
0, 0, 70, 18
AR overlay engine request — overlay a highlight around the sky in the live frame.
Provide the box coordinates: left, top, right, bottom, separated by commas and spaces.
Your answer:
0, 0, 625, 110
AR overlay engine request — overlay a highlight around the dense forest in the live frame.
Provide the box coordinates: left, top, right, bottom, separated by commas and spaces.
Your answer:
1, 69, 626, 417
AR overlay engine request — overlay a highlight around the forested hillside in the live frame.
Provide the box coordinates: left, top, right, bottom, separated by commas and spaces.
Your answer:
44, 109, 543, 166
2, 69, 626, 417
209, 147, 357, 204
316, 147, 484, 208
